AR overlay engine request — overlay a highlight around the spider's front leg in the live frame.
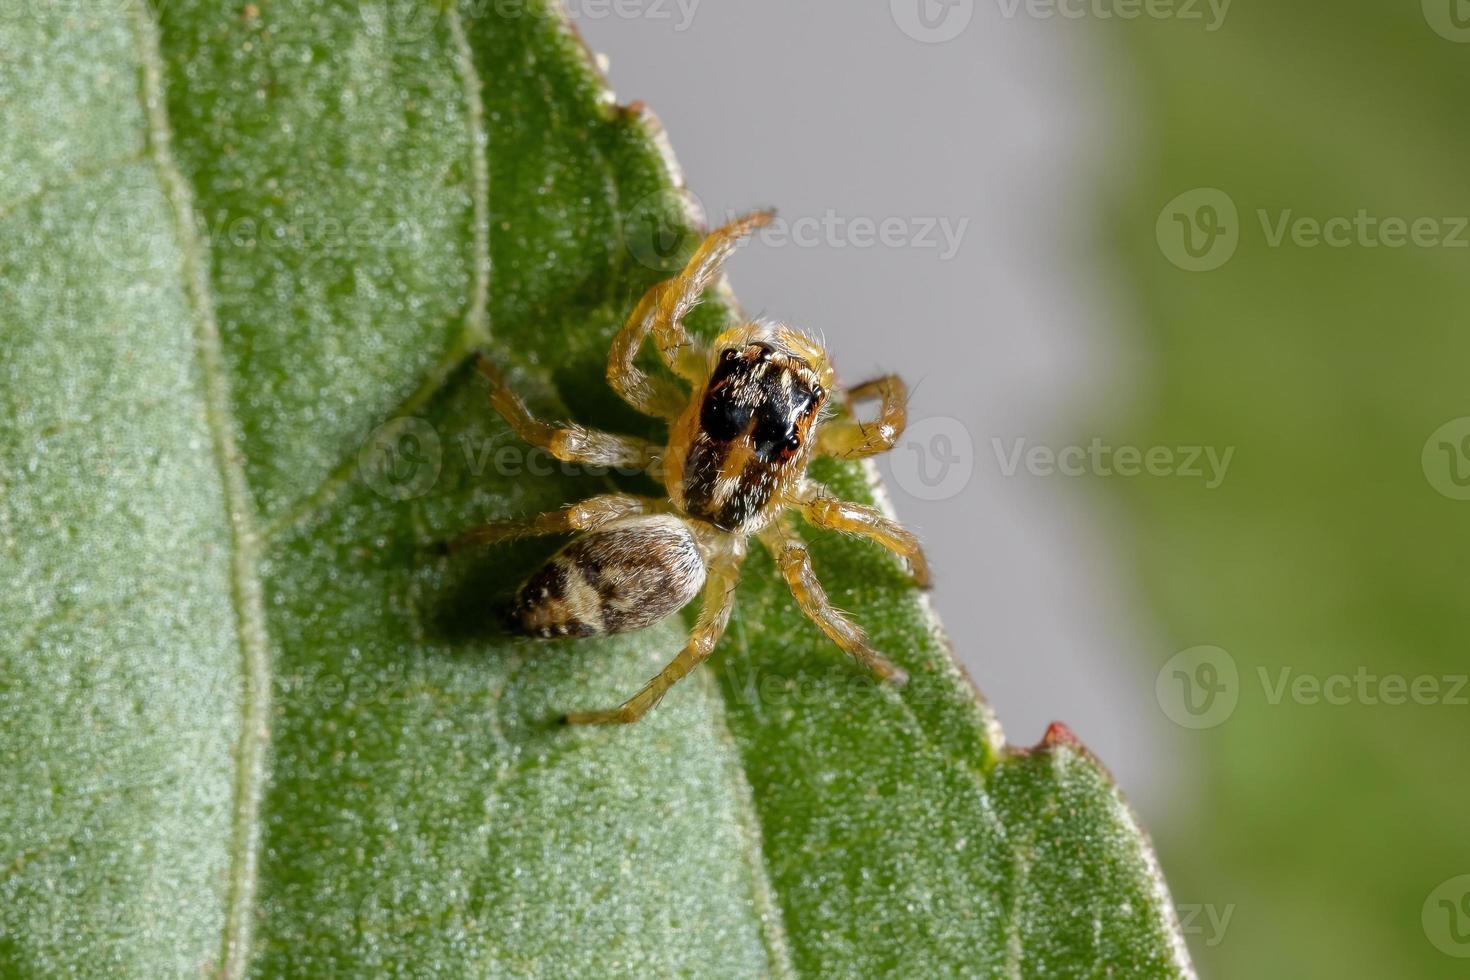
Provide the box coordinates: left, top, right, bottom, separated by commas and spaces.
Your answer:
760, 522, 908, 686
476, 355, 659, 470
607, 210, 776, 419
793, 483, 931, 588
815, 374, 908, 459
564, 544, 745, 725
444, 493, 666, 554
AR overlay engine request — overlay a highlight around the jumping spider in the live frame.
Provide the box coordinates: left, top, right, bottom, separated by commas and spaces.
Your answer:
453, 210, 930, 724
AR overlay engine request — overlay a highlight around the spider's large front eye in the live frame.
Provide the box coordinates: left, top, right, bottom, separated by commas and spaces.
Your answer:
752, 416, 802, 462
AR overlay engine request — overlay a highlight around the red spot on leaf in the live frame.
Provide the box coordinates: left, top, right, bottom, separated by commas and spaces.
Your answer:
1042, 721, 1083, 750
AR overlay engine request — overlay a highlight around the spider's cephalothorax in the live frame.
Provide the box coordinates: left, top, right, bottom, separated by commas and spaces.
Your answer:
670, 328, 830, 533
450, 211, 930, 724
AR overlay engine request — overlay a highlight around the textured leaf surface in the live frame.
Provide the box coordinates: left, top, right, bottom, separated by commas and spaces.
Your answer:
0, 2, 1190, 976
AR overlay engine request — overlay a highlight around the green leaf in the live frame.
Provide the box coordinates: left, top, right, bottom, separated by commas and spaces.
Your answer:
0, 2, 1192, 976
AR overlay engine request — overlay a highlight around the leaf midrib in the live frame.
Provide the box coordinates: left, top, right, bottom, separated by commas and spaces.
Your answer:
126, 6, 272, 978
119, 3, 539, 974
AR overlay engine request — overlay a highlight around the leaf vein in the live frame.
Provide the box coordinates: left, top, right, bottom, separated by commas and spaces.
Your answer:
128, 8, 273, 978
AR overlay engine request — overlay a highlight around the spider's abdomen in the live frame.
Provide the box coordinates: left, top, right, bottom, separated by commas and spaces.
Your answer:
680, 342, 826, 531
512, 515, 705, 639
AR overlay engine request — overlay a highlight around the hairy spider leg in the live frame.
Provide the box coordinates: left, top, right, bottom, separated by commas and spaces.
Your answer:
476, 356, 660, 469
760, 521, 908, 685
607, 210, 777, 419
816, 374, 909, 459
795, 487, 931, 588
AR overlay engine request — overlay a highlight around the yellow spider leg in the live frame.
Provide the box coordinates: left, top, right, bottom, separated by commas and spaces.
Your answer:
761, 522, 908, 685
606, 285, 688, 419
607, 210, 776, 418
816, 374, 909, 459
564, 544, 745, 725
797, 491, 931, 588
477, 356, 659, 469
445, 494, 666, 554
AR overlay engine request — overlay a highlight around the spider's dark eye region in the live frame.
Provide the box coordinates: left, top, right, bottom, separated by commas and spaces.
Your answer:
700, 343, 819, 460
700, 367, 754, 443
686, 343, 825, 529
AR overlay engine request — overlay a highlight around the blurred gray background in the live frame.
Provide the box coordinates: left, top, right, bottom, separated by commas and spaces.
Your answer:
573, 1, 1179, 819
